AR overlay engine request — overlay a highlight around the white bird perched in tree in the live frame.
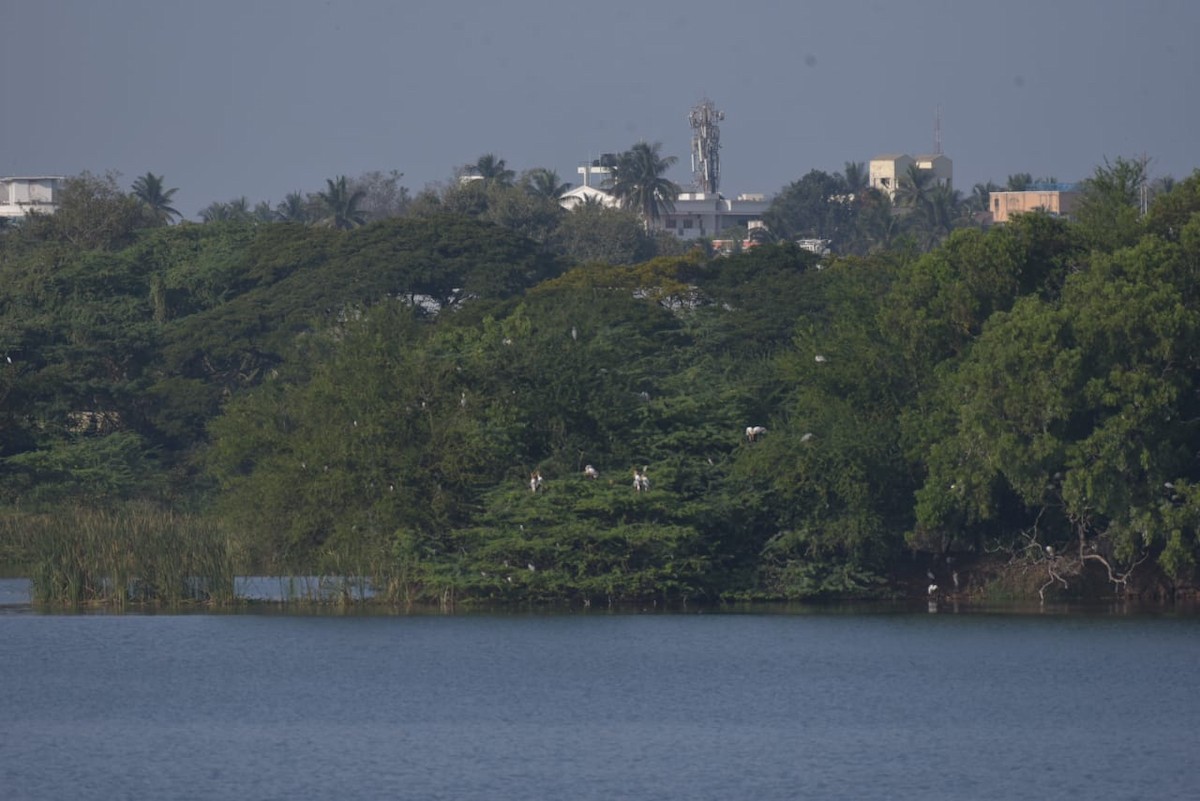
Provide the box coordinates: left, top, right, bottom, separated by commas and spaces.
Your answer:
928, 583, 938, 596
571, 326, 578, 341
529, 471, 544, 493
746, 426, 767, 442
633, 467, 649, 492
814, 354, 827, 363
584, 464, 599, 480
800, 432, 814, 443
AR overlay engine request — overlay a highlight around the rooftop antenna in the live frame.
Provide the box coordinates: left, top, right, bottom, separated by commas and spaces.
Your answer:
689, 99, 723, 194
934, 104, 943, 156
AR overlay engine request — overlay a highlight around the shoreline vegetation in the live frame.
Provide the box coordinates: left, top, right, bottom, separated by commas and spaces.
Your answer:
3, 160, 1200, 607
1, 504, 1193, 609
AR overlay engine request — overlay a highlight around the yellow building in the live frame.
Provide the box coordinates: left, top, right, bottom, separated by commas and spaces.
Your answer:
989, 185, 1079, 224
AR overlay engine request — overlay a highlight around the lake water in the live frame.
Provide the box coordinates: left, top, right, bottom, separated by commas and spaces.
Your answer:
1, 579, 1197, 800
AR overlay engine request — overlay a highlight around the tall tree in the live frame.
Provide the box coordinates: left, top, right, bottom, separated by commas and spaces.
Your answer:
469, 154, 516, 187
606, 142, 681, 229
521, 168, 571, 201
1074, 156, 1148, 251
1006, 173, 1033, 192
131, 172, 181, 225
252, 201, 277, 223
350, 170, 410, 221
199, 197, 252, 223
22, 171, 144, 249
315, 176, 367, 230
916, 185, 966, 249
764, 169, 856, 250
969, 181, 1000, 215
275, 192, 313, 224
841, 161, 868, 196
894, 164, 934, 212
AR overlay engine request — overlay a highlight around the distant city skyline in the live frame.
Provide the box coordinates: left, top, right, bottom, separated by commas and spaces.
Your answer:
2, 0, 1196, 220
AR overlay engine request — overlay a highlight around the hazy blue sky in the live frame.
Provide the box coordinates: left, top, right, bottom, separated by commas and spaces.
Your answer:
3, 0, 1196, 219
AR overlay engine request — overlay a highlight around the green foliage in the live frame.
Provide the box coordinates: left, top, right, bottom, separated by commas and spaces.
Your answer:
315, 175, 368, 229
1074, 156, 1148, 252
15, 503, 234, 605
18, 172, 145, 251
764, 169, 855, 250
912, 219, 1200, 581
605, 142, 681, 228
1, 432, 165, 507
4, 159, 1200, 601
552, 205, 653, 265
131, 172, 181, 226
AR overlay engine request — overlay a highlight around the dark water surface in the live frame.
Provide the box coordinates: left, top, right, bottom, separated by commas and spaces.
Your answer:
1, 584, 1197, 800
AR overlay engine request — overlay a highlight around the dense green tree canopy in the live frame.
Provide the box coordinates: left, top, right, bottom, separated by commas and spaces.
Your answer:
4, 160, 1200, 604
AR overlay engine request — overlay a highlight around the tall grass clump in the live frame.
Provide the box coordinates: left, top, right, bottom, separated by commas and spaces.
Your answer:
19, 503, 236, 606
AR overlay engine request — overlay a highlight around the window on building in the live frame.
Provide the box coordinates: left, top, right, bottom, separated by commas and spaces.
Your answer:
682, 219, 694, 229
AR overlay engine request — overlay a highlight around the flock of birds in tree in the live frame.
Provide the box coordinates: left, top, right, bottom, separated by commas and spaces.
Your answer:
524, 419, 825, 495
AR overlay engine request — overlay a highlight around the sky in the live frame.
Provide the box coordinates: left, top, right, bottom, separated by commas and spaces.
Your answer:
3, 0, 1197, 220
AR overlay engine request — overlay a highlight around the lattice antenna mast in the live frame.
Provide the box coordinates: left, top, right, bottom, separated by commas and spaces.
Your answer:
689, 99, 724, 194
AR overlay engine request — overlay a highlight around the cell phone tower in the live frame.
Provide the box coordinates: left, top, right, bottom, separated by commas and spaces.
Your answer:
689, 99, 723, 194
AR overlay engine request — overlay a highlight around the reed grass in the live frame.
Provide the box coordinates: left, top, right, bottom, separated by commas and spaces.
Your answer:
15, 503, 236, 607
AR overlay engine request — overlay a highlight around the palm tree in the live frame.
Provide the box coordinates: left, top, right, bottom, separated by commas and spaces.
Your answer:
852, 189, 901, 254
841, 161, 868, 197
1006, 173, 1033, 191
198, 197, 252, 223
969, 181, 1000, 215
573, 193, 609, 212
606, 141, 681, 229
522, 168, 571, 201
275, 192, 312, 223
894, 164, 934, 213
316, 176, 367, 230
917, 185, 965, 248
252, 201, 277, 223
131, 172, 180, 225
470, 153, 516, 187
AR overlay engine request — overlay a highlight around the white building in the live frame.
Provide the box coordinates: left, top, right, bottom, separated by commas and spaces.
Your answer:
567, 153, 769, 240
0, 176, 62, 219
660, 192, 770, 240
560, 182, 769, 241
558, 184, 619, 211
577, 155, 618, 189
